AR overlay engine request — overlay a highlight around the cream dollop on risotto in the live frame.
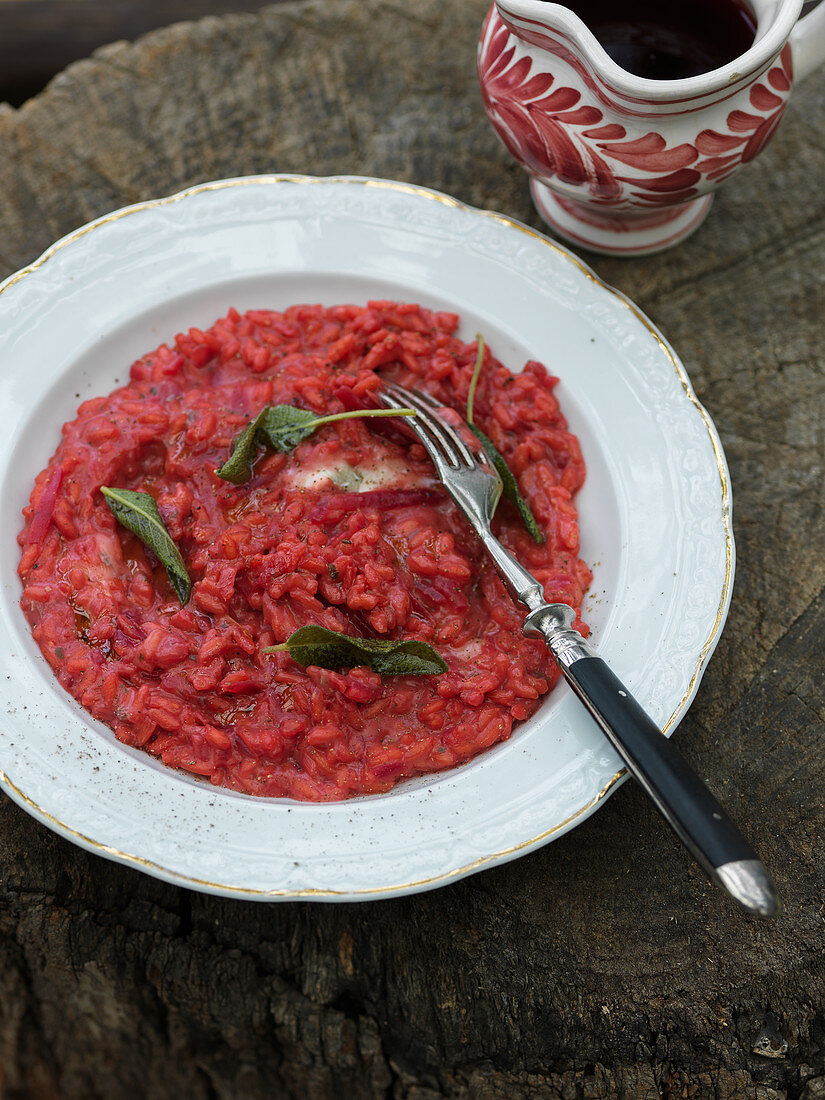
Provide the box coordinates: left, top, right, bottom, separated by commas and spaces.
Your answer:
18, 301, 591, 801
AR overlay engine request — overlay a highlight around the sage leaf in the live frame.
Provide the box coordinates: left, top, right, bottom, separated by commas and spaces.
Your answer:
469, 425, 545, 545
259, 405, 415, 453
466, 334, 484, 426
215, 407, 269, 484
101, 487, 191, 604
264, 625, 447, 676
259, 405, 326, 452
216, 404, 415, 483
466, 334, 544, 545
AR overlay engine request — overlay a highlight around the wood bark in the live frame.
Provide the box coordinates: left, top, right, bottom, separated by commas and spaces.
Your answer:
0, 1, 824, 1096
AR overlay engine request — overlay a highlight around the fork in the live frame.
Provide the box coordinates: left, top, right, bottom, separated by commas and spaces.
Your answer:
380, 382, 778, 917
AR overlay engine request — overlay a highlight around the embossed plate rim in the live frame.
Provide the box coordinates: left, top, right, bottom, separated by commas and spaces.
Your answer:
0, 175, 733, 899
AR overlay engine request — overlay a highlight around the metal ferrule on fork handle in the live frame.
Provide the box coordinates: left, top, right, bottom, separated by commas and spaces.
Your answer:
522, 601, 595, 669
476, 530, 594, 668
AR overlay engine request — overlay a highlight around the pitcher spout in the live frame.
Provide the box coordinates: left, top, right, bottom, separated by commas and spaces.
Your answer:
493, 0, 582, 37
492, 0, 603, 79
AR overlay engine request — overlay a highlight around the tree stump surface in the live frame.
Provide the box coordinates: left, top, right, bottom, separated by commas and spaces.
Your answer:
0, 0, 286, 105
1, 2, 824, 1097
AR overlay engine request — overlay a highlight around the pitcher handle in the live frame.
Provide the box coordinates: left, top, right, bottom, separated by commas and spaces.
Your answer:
790, 0, 825, 81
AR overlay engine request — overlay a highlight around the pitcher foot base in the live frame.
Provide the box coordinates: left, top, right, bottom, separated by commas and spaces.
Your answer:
529, 181, 714, 257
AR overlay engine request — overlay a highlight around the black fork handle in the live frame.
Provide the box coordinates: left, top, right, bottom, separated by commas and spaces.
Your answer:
525, 605, 778, 917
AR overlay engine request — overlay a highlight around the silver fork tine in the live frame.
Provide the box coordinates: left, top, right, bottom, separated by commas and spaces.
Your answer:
384, 383, 476, 467
379, 387, 457, 471
408, 387, 498, 471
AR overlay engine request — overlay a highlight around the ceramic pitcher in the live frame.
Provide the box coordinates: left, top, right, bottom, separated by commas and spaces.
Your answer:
478, 0, 825, 254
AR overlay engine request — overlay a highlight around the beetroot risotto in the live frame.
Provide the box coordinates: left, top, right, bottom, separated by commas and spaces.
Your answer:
18, 302, 591, 801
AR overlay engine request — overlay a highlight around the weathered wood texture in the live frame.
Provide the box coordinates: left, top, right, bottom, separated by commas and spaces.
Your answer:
1, 2, 825, 1097
0, 1, 286, 106
1, 0, 817, 100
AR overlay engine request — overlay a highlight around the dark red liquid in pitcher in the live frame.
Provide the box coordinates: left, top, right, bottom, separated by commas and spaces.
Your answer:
566, 0, 758, 79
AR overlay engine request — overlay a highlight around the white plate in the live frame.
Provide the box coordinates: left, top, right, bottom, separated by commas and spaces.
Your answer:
0, 176, 733, 900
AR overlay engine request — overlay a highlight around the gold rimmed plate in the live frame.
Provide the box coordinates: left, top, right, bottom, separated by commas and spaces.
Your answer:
0, 176, 732, 899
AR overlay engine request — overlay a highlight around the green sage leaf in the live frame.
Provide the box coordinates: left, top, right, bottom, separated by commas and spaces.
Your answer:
264, 625, 447, 676
466, 334, 484, 426
469, 425, 545, 545
216, 404, 416, 483
101, 487, 191, 604
259, 405, 415, 453
259, 405, 326, 452
215, 407, 269, 484
466, 334, 544, 545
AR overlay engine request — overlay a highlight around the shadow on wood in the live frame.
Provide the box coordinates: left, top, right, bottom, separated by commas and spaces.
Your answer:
0, 0, 286, 104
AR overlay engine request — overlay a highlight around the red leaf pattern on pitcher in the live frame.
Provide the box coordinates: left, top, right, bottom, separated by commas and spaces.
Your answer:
478, 7, 793, 209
